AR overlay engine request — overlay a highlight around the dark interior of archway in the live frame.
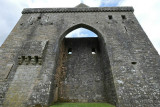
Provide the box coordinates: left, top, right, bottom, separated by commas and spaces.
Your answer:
54, 31, 117, 105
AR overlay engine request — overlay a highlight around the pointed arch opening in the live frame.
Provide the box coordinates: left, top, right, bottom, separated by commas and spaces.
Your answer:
53, 24, 117, 105
65, 28, 98, 38
59, 23, 103, 41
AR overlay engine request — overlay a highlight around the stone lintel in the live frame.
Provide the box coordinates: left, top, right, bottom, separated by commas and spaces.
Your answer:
22, 7, 134, 14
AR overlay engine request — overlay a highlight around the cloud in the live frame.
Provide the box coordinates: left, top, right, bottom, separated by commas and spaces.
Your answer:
26, 0, 81, 8
0, 0, 159, 55
119, 0, 160, 54
100, 0, 121, 6
82, 0, 101, 7
66, 28, 97, 38
66, 28, 82, 38
0, 0, 24, 46
26, 0, 101, 8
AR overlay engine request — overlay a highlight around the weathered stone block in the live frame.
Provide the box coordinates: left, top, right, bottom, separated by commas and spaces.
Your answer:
20, 40, 48, 57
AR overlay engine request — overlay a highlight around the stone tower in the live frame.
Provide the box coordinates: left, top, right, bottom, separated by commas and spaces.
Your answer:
0, 3, 160, 107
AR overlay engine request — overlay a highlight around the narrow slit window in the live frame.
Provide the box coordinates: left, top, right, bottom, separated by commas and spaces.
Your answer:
28, 56, 31, 61
22, 56, 25, 61
92, 48, 96, 54
108, 15, 113, 20
121, 15, 126, 20
68, 48, 72, 54
35, 56, 38, 64
124, 26, 127, 32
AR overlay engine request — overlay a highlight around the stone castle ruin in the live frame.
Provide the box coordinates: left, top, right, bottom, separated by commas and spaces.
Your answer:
0, 3, 160, 107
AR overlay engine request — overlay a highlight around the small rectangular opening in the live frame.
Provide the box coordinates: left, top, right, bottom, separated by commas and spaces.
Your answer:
35, 56, 38, 63
121, 15, 126, 20
21, 56, 25, 60
18, 56, 25, 65
28, 56, 31, 60
38, 16, 41, 20
131, 62, 137, 65
92, 48, 96, 54
68, 48, 72, 54
108, 15, 113, 20
28, 56, 31, 63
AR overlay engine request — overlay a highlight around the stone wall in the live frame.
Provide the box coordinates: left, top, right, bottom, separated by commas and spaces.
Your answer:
0, 5, 159, 107
54, 37, 116, 104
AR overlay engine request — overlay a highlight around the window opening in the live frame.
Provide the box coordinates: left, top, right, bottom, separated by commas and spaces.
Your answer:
35, 56, 38, 64
108, 15, 113, 20
20, 23, 23, 26
92, 48, 96, 54
22, 56, 25, 61
68, 48, 72, 54
131, 62, 137, 65
121, 15, 126, 20
28, 56, 31, 61
38, 16, 41, 20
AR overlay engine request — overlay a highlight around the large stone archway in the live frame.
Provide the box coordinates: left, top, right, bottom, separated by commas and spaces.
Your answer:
54, 26, 117, 105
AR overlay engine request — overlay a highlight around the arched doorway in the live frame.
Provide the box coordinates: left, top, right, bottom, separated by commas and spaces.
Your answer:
54, 25, 117, 105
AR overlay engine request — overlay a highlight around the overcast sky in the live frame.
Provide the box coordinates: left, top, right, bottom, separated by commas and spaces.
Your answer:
0, 0, 160, 54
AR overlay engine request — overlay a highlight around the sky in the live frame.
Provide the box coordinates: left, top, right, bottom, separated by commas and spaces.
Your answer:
0, 0, 160, 54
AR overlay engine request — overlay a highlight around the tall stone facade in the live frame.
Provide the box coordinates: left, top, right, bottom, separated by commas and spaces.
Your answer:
0, 3, 160, 107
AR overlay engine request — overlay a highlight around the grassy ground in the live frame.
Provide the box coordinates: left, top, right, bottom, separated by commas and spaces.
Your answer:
50, 103, 115, 107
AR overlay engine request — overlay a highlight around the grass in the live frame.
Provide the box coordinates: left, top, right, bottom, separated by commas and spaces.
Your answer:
50, 103, 115, 107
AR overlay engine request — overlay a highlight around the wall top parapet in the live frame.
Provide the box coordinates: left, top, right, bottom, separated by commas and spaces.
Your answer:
22, 7, 134, 14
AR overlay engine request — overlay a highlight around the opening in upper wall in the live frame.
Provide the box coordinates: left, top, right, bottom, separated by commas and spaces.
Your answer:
68, 48, 72, 54
121, 15, 126, 20
92, 48, 96, 54
108, 15, 113, 20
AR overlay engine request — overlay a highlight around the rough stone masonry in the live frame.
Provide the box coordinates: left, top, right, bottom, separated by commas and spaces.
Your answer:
0, 3, 160, 107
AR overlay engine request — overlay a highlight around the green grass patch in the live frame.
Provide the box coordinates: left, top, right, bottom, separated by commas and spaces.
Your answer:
50, 103, 115, 107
